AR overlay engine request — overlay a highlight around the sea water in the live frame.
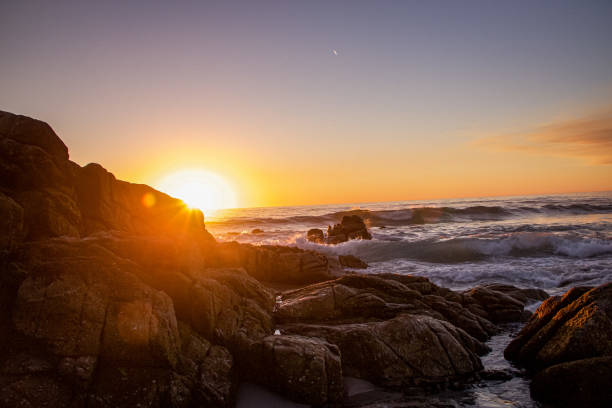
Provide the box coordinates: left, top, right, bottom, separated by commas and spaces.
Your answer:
209, 192, 611, 407
208, 191, 611, 296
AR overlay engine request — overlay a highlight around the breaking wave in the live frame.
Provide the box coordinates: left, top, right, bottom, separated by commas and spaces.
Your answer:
294, 232, 612, 263
208, 202, 612, 228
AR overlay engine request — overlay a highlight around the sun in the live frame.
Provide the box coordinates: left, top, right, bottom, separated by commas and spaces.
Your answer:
156, 169, 237, 213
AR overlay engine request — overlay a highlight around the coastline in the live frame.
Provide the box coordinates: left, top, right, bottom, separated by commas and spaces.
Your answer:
1, 110, 610, 408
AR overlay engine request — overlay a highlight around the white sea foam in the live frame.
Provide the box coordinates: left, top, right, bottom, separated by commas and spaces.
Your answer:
294, 232, 612, 262
209, 192, 612, 293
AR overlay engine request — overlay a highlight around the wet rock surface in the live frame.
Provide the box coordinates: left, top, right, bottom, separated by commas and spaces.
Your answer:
505, 283, 612, 407
273, 273, 549, 391
3, 110, 607, 407
306, 214, 373, 244
327, 215, 372, 244
339, 254, 369, 269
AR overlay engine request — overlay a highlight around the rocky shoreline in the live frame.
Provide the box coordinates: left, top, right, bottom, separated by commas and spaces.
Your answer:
1, 110, 610, 407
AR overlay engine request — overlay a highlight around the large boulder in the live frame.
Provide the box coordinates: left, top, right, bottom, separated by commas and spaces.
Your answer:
327, 215, 372, 244
504, 283, 612, 407
177, 323, 235, 407
306, 228, 325, 244
277, 274, 498, 342
283, 314, 486, 388
245, 335, 343, 406
0, 111, 68, 161
74, 162, 211, 238
530, 356, 612, 408
0, 112, 85, 242
12, 240, 181, 368
463, 285, 532, 323
505, 283, 612, 368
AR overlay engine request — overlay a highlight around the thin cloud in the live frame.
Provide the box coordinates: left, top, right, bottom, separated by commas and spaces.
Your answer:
476, 110, 612, 165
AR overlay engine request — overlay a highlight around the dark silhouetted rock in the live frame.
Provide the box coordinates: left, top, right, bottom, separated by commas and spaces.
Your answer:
0, 110, 214, 243
0, 192, 24, 252
530, 357, 612, 408
338, 254, 368, 269
246, 335, 343, 406
327, 215, 372, 244
306, 228, 325, 243
0, 111, 68, 161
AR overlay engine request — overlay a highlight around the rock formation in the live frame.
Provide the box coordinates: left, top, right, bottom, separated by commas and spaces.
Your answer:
338, 254, 368, 269
306, 215, 372, 244
504, 283, 612, 407
327, 215, 372, 244
0, 110, 341, 407
0, 111, 211, 243
7, 110, 605, 408
306, 228, 325, 244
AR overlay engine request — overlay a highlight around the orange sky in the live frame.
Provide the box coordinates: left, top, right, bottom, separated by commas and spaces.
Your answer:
1, 1, 611, 209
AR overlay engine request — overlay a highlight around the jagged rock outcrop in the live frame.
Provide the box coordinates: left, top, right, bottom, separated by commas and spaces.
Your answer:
0, 110, 213, 243
504, 283, 612, 407
306, 215, 372, 244
306, 228, 325, 244
327, 215, 372, 244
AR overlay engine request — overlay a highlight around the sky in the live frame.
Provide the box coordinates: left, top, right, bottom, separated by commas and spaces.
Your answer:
1, 0, 611, 209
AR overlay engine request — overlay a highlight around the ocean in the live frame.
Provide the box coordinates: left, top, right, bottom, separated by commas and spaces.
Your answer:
215, 191, 612, 407
208, 191, 612, 296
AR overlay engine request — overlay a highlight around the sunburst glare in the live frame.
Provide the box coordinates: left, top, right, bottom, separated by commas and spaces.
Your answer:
156, 169, 237, 214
